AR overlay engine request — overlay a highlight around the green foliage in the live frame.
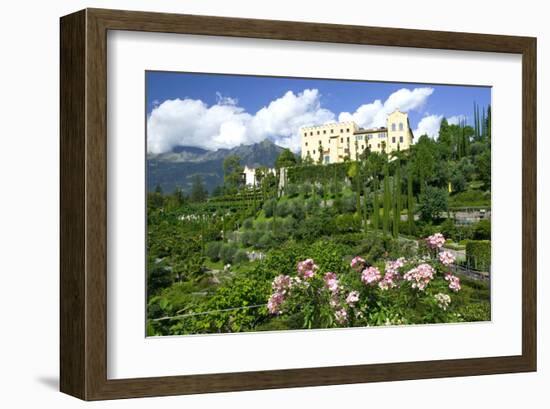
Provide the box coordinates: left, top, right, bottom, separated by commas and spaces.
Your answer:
190, 175, 208, 202
335, 213, 362, 233
466, 240, 491, 271
205, 241, 222, 262
263, 198, 277, 217
276, 148, 298, 169
473, 219, 491, 240
220, 243, 238, 264
418, 186, 448, 222
223, 155, 243, 193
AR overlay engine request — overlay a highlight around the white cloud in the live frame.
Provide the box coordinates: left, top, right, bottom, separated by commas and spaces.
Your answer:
147, 89, 334, 154
413, 114, 444, 139
148, 86, 441, 153
338, 87, 433, 128
447, 114, 467, 125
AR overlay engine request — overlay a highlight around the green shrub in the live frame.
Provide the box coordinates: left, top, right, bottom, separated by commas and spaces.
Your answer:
242, 217, 254, 230
275, 200, 292, 217
473, 219, 491, 240
263, 199, 277, 217
335, 213, 361, 233
220, 243, 238, 264
256, 232, 275, 249
465, 240, 491, 271
289, 199, 305, 219
205, 241, 222, 262
234, 249, 249, 264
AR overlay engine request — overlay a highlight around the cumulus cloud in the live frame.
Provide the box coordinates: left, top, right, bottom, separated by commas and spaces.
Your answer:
447, 114, 467, 125
338, 87, 433, 128
148, 86, 443, 153
147, 89, 334, 154
413, 114, 444, 139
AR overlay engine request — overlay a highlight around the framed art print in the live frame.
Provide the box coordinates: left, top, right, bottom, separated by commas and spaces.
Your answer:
60, 8, 536, 400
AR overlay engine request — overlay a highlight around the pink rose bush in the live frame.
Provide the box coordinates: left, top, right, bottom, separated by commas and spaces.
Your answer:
403, 263, 435, 291
266, 233, 464, 328
439, 251, 456, 266
361, 266, 382, 286
426, 233, 446, 249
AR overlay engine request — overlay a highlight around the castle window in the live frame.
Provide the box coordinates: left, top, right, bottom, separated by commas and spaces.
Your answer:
313, 150, 316, 154
307, 150, 310, 155
377, 143, 380, 148
331, 129, 334, 133
324, 155, 330, 164
392, 137, 396, 143
391, 124, 396, 131
346, 128, 350, 132
347, 137, 350, 143
400, 136, 404, 143
305, 142, 308, 146
323, 130, 326, 134
310, 132, 313, 136
304, 133, 307, 137
399, 122, 404, 131
340, 129, 344, 133
340, 137, 343, 143
317, 131, 320, 135
361, 145, 365, 149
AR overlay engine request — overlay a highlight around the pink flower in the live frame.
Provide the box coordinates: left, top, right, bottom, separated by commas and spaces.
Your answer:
378, 272, 400, 290
426, 233, 446, 249
385, 257, 405, 275
361, 266, 382, 285
324, 272, 339, 293
434, 293, 451, 310
439, 251, 456, 266
403, 263, 434, 291
297, 258, 318, 279
350, 256, 366, 271
345, 291, 359, 306
272, 275, 291, 293
267, 292, 285, 314
445, 274, 461, 292
334, 308, 348, 324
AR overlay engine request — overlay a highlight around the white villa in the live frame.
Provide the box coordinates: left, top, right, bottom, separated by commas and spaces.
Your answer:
241, 165, 276, 187
300, 109, 414, 164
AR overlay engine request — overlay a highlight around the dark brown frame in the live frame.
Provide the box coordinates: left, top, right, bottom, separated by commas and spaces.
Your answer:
60, 8, 537, 400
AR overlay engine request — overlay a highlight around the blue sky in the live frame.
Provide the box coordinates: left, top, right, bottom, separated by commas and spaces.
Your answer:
146, 71, 491, 154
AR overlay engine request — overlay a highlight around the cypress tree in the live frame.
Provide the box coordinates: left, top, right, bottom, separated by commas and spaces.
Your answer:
363, 185, 369, 233
372, 177, 380, 231
407, 165, 415, 235
487, 105, 492, 142
382, 162, 390, 236
393, 159, 401, 239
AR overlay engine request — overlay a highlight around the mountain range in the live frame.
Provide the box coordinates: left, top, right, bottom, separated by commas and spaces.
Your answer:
147, 139, 285, 194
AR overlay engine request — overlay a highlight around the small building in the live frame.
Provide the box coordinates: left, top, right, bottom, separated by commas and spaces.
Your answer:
241, 165, 276, 187
300, 109, 414, 164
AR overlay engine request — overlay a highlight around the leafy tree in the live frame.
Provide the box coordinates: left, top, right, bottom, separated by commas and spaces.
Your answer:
418, 186, 448, 222
476, 149, 491, 190
190, 175, 208, 203
437, 118, 452, 160
223, 155, 243, 193
275, 148, 297, 169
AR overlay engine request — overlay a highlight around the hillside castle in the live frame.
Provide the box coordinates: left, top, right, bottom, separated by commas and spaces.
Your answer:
300, 109, 414, 164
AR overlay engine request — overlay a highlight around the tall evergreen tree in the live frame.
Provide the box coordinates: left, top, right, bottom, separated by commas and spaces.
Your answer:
392, 159, 401, 238
407, 165, 415, 235
382, 162, 391, 236
372, 177, 380, 231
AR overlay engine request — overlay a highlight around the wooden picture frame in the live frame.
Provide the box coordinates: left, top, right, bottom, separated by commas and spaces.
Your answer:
60, 8, 537, 400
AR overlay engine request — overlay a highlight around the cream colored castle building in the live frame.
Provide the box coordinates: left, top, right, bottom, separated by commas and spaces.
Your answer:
300, 110, 414, 164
